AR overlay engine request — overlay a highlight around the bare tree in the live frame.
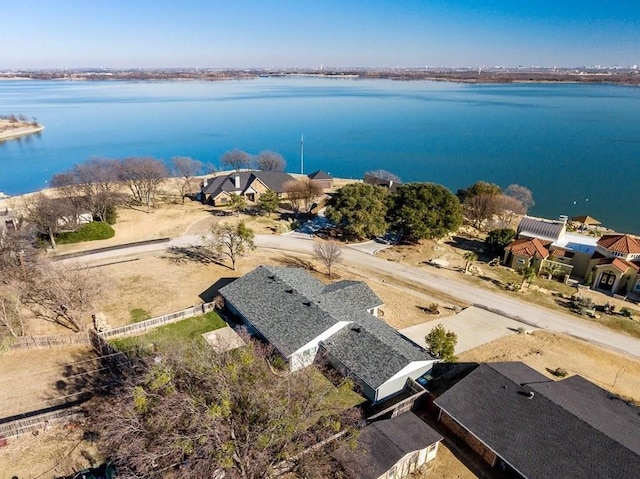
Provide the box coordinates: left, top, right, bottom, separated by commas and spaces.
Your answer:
313, 241, 343, 278
23, 193, 74, 248
220, 149, 252, 171
205, 221, 255, 271
494, 194, 527, 229
505, 184, 535, 211
283, 178, 323, 214
118, 157, 168, 213
22, 264, 105, 332
51, 158, 123, 223
255, 150, 286, 171
89, 340, 361, 479
463, 193, 501, 231
171, 156, 203, 204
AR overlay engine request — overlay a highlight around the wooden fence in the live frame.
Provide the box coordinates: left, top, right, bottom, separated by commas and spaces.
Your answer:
9, 302, 217, 351
98, 301, 216, 340
10, 332, 91, 351
0, 406, 86, 440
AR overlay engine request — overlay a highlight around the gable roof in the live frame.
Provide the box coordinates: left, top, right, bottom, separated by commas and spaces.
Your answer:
338, 412, 442, 479
504, 237, 550, 258
202, 170, 296, 197
434, 362, 640, 479
597, 234, 640, 255
219, 266, 433, 391
517, 216, 565, 243
596, 257, 640, 272
307, 170, 333, 180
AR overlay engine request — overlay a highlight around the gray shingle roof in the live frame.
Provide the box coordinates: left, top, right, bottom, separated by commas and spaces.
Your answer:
307, 170, 333, 180
219, 266, 433, 391
434, 362, 640, 479
202, 170, 295, 197
219, 266, 338, 356
338, 412, 442, 479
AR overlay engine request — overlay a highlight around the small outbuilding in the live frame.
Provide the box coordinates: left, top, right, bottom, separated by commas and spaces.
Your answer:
336, 411, 442, 479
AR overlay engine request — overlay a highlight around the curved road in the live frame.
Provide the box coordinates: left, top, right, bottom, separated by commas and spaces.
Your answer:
65, 233, 640, 358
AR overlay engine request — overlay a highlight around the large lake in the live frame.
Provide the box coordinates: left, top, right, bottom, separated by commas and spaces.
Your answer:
0, 78, 639, 233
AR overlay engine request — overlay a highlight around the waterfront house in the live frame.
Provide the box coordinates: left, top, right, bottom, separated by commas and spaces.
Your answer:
432, 362, 640, 479
200, 170, 296, 206
218, 265, 437, 403
586, 234, 640, 297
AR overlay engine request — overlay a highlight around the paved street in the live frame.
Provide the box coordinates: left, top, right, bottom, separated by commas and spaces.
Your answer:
64, 232, 640, 358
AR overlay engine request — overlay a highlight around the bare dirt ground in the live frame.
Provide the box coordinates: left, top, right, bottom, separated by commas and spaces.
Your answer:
459, 330, 640, 404
0, 424, 103, 479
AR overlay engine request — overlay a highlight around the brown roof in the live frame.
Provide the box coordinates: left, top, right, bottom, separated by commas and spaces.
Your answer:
597, 234, 640, 255
571, 215, 601, 225
505, 238, 549, 259
549, 246, 575, 258
596, 257, 640, 272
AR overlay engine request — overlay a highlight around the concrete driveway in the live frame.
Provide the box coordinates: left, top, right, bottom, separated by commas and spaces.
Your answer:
400, 306, 535, 355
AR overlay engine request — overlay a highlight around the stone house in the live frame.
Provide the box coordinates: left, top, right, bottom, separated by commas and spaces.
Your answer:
200, 170, 296, 206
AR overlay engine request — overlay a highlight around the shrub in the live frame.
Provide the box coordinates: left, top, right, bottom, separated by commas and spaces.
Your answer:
56, 221, 115, 244
552, 367, 568, 378
620, 308, 633, 318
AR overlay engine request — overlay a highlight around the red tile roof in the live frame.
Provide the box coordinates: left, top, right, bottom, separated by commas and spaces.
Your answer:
596, 258, 640, 272
597, 234, 640, 255
549, 246, 575, 258
505, 238, 549, 258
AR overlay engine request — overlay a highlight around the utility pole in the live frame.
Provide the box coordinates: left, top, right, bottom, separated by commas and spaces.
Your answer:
300, 133, 304, 175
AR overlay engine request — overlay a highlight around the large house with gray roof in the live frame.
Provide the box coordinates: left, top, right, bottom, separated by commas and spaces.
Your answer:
219, 265, 437, 403
200, 170, 296, 206
432, 362, 640, 479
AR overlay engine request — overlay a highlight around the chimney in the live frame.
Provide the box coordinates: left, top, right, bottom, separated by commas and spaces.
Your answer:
203, 178, 208, 187
234, 174, 241, 189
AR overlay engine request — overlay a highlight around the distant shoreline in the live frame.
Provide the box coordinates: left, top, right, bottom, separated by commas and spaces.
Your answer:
0, 122, 45, 142
2, 69, 640, 86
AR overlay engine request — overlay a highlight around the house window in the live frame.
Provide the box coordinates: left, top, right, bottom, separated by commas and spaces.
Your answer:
516, 259, 525, 264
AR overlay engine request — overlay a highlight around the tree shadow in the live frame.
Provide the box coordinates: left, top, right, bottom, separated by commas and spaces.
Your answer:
163, 245, 227, 268
199, 277, 237, 302
445, 235, 494, 262
275, 254, 316, 271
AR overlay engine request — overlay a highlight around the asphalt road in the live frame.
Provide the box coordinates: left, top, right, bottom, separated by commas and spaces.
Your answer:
65, 232, 640, 358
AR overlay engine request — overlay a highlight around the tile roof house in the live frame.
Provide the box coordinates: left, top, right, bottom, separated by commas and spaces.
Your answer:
219, 265, 437, 403
588, 234, 640, 297
336, 411, 442, 479
433, 362, 640, 479
200, 170, 296, 206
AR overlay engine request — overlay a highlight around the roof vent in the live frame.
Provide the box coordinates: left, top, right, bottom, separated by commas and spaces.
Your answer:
350, 325, 361, 333
303, 301, 311, 306
285, 288, 293, 293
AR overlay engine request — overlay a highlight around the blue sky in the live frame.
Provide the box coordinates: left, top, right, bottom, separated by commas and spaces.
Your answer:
3, 1, 639, 69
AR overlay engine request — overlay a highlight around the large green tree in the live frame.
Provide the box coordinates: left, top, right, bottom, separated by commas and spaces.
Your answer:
485, 228, 517, 253
257, 189, 279, 217
425, 324, 457, 363
325, 183, 389, 239
387, 183, 462, 243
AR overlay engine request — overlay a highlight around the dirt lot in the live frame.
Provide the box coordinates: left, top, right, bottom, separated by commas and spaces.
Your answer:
459, 330, 640, 404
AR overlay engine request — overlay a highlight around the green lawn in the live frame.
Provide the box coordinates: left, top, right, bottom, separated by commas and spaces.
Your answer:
111, 311, 227, 352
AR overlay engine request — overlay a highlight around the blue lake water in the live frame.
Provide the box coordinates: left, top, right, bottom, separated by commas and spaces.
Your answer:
0, 78, 639, 233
